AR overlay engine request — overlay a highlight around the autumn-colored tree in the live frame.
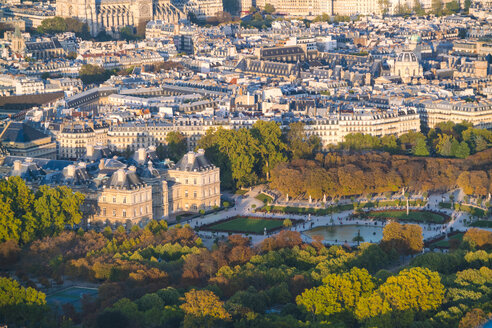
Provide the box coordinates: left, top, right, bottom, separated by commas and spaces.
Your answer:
463, 228, 492, 249
459, 308, 491, 328
381, 222, 423, 256
355, 267, 444, 321
181, 289, 230, 328
297, 267, 375, 319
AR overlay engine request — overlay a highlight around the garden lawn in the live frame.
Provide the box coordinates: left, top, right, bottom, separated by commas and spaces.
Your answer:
471, 220, 492, 228
430, 233, 465, 248
255, 193, 273, 204
367, 210, 446, 223
206, 217, 284, 234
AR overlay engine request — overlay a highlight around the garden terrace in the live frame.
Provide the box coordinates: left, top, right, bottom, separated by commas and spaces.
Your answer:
199, 216, 301, 235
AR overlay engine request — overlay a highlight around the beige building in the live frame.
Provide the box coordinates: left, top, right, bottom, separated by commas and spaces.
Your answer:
167, 149, 220, 212
256, 0, 380, 16
108, 119, 230, 152
417, 100, 492, 130
305, 109, 421, 147
58, 122, 109, 159
95, 167, 153, 222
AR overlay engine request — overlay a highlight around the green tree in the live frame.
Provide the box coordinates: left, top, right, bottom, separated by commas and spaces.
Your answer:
34, 186, 85, 237
0, 198, 19, 243
79, 64, 113, 85
0, 277, 47, 325
445, 0, 460, 13
287, 122, 321, 160
251, 121, 287, 180
413, 0, 426, 15
431, 0, 443, 15
119, 26, 140, 40
166, 131, 187, 162
412, 138, 429, 156
378, 0, 391, 15
264, 4, 275, 13
436, 134, 454, 157
454, 141, 470, 158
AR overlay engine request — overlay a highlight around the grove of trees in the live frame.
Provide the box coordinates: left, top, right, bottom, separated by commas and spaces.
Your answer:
270, 148, 492, 200
2, 216, 491, 328
0, 177, 85, 244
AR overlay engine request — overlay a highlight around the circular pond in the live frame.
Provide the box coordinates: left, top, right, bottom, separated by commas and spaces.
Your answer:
304, 225, 383, 243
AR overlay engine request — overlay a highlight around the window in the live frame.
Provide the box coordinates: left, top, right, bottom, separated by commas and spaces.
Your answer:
123, 197, 126, 204
194, 178, 197, 185
122, 210, 126, 217
102, 196, 106, 202
113, 196, 116, 203
185, 190, 188, 198
102, 208, 106, 216
112, 209, 116, 217
193, 191, 197, 199
140, 207, 143, 215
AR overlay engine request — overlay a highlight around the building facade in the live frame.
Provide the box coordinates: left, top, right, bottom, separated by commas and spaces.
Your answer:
167, 149, 220, 212
95, 167, 153, 222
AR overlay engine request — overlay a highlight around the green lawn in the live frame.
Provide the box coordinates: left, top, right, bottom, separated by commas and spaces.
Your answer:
206, 217, 284, 234
367, 210, 446, 223
255, 193, 273, 204
471, 220, 492, 228
235, 189, 248, 196
430, 233, 464, 248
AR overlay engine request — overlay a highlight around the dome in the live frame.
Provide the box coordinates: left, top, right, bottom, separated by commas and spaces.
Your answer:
396, 51, 418, 63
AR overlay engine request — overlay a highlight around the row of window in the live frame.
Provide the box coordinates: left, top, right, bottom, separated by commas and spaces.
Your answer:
102, 192, 150, 204
101, 205, 150, 218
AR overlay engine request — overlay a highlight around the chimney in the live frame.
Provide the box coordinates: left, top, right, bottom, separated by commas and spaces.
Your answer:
137, 148, 146, 163
99, 159, 105, 170
66, 165, 76, 178
13, 160, 21, 171
197, 149, 205, 156
116, 169, 126, 183
87, 144, 94, 158
128, 166, 136, 172
187, 151, 195, 165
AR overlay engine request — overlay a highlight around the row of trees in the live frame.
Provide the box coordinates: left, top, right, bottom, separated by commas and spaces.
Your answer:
0, 177, 85, 244
270, 148, 492, 200
341, 121, 492, 159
